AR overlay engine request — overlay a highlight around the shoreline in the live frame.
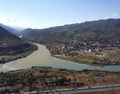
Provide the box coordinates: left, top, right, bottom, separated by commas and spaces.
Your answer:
53, 54, 120, 66
46, 44, 120, 67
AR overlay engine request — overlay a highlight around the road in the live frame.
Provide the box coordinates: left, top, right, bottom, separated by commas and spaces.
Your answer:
10, 84, 120, 94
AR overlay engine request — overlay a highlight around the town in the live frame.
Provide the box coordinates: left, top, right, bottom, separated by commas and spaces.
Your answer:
46, 41, 120, 66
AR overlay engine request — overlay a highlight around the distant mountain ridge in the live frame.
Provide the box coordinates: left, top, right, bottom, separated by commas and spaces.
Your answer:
0, 26, 24, 47
21, 19, 120, 48
0, 23, 17, 34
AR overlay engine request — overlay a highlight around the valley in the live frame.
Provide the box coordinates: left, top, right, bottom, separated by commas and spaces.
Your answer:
21, 19, 120, 66
0, 0, 120, 93
0, 19, 120, 93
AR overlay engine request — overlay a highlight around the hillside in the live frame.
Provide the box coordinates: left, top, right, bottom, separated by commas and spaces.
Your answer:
0, 66, 120, 93
0, 26, 37, 63
0, 26, 24, 47
0, 23, 20, 35
21, 19, 120, 66
22, 19, 120, 48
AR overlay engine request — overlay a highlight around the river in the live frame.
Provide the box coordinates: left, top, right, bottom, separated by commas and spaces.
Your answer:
0, 43, 120, 72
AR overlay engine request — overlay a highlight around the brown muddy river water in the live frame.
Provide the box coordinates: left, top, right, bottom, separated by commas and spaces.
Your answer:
0, 43, 120, 72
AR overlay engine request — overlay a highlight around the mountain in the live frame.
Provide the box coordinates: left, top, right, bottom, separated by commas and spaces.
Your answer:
21, 19, 120, 48
0, 26, 37, 58
0, 23, 22, 35
10, 25, 24, 32
0, 26, 24, 47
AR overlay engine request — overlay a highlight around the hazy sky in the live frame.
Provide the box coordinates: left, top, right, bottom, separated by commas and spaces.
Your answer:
0, 0, 120, 29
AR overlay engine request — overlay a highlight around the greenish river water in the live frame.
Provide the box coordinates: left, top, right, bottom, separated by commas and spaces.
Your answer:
0, 43, 120, 72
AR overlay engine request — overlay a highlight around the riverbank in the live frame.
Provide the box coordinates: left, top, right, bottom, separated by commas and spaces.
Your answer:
1, 43, 120, 72
47, 45, 120, 66
0, 66, 120, 93
0, 44, 38, 64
